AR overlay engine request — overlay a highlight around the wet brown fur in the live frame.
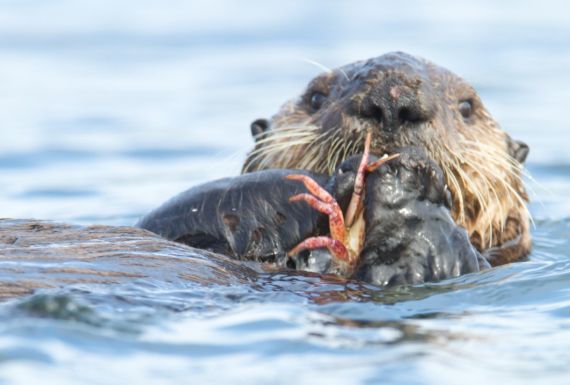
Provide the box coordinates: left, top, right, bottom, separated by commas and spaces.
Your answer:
0, 219, 258, 299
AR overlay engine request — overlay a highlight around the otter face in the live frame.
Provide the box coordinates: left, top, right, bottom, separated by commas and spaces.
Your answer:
243, 52, 530, 263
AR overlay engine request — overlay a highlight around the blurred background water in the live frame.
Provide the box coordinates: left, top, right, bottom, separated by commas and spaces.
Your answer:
0, 0, 569, 384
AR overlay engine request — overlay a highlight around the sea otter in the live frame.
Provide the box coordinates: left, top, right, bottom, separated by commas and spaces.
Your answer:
138, 52, 530, 285
243, 52, 531, 265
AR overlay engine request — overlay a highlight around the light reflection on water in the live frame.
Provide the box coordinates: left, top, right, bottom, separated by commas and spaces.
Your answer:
1, 1, 570, 384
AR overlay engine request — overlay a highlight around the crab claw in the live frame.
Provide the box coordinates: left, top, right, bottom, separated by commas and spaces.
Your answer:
345, 134, 400, 226
284, 174, 353, 272
286, 130, 399, 277
287, 236, 349, 262
287, 191, 346, 243
285, 174, 336, 204
366, 153, 400, 173
345, 132, 372, 227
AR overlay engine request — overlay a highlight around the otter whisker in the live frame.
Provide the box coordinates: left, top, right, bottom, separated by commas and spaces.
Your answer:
340, 139, 350, 169
460, 139, 524, 169
460, 155, 507, 236
460, 148, 522, 180
453, 159, 489, 214
450, 154, 509, 246
329, 135, 345, 173
300, 57, 352, 82
252, 129, 318, 147
301, 58, 334, 74
440, 151, 466, 224
245, 141, 311, 171
461, 146, 528, 195
248, 138, 313, 156
445, 139, 534, 246
295, 130, 336, 173
246, 128, 321, 159
323, 134, 337, 169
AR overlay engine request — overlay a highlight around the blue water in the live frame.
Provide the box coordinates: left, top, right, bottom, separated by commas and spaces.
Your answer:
1, 1, 570, 384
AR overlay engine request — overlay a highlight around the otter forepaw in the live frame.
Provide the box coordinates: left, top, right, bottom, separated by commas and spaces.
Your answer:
367, 146, 452, 209
357, 146, 483, 286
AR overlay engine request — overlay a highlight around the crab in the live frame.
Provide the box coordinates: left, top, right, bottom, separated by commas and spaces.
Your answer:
285, 132, 399, 276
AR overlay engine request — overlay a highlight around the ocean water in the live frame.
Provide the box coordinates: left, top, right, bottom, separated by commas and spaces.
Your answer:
0, 1, 570, 384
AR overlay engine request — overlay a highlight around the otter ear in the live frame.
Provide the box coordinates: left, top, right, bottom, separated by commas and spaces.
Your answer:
512, 140, 529, 164
507, 137, 529, 164
250, 119, 270, 142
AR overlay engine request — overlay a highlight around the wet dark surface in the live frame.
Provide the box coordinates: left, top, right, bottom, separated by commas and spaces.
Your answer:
0, 1, 569, 384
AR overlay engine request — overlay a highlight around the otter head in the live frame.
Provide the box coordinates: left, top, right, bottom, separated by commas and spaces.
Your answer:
243, 52, 530, 264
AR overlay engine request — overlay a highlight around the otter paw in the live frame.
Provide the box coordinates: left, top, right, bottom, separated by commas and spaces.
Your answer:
366, 146, 452, 209
356, 146, 483, 286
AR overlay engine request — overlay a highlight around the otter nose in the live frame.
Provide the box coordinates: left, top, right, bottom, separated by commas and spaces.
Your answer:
359, 77, 434, 133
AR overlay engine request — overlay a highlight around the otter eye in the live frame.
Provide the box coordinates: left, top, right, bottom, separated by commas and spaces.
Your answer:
310, 92, 327, 111
458, 100, 473, 119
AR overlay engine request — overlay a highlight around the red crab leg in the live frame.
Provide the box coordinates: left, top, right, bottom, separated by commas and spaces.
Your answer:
366, 153, 400, 172
285, 174, 346, 243
287, 236, 349, 262
345, 135, 401, 226
345, 131, 372, 227
285, 174, 335, 204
